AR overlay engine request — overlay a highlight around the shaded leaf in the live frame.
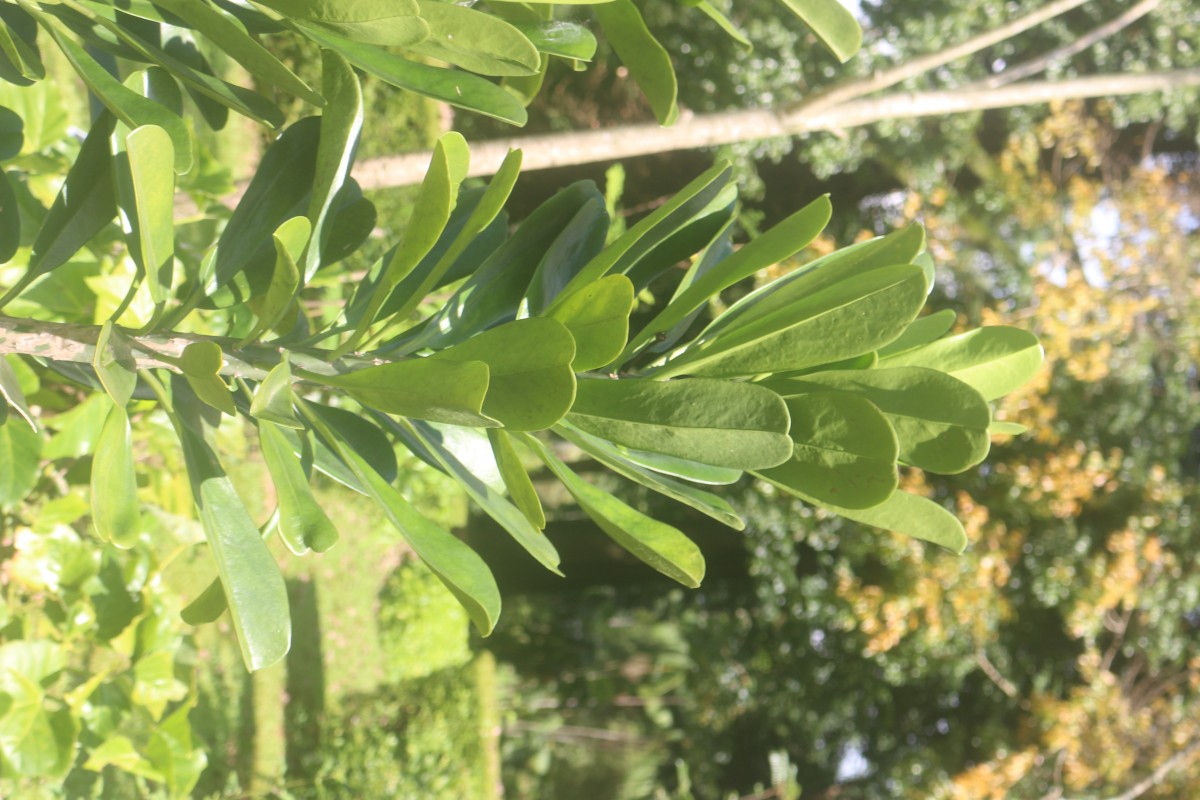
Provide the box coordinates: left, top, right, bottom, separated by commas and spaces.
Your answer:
593, 0, 677, 124
249, 358, 302, 429
91, 402, 141, 548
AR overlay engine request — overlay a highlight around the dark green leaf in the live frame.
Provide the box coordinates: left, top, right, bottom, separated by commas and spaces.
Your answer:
244, 216, 309, 345
0, 6, 44, 86
754, 392, 897, 509
593, 0, 677, 124
881, 326, 1044, 401
429, 317, 576, 431
180, 578, 227, 625
0, 171, 16, 265
259, 420, 338, 555
91, 403, 141, 549
522, 432, 705, 587
568, 376, 792, 470
526, 195, 610, 313
0, 107, 21, 161
547, 274, 634, 371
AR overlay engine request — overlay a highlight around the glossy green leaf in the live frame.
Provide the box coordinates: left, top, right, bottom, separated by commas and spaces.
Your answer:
569, 377, 792, 470
178, 342, 235, 416
754, 392, 897, 509
661, 265, 928, 378
301, 25, 527, 125
522, 432, 705, 587
511, 20, 597, 60
877, 308, 957, 358
548, 274, 635, 371
410, 0, 540, 77
882, 326, 1044, 401
116, 125, 175, 303
259, 420, 338, 555
45, 23, 193, 173
429, 317, 576, 431
487, 428, 546, 530
780, 0, 863, 62
0, 357, 34, 430
302, 402, 501, 635
173, 379, 290, 671
527, 196, 610, 313
304, 50, 363, 281
244, 216, 309, 345
394, 420, 559, 572
150, 0, 321, 104
93, 321, 138, 408
774, 484, 969, 553
557, 422, 744, 529
593, 0, 677, 125
0, 418, 40, 507
250, 358, 302, 429
91, 402, 141, 548
768, 367, 991, 474
8, 112, 117, 301
625, 195, 832, 359
316, 357, 496, 427
0, 107, 21, 161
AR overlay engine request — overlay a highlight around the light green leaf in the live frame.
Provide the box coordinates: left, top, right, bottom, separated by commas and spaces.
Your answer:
0, 418, 40, 507
302, 402, 501, 635
989, 420, 1028, 436
510, 20, 597, 60
780, 0, 862, 62
547, 274, 634, 371
145, 702, 206, 799
0, 358, 35, 430
259, 420, 338, 555
0, 670, 76, 778
601, 445, 742, 485
173, 380, 291, 671
314, 358, 496, 427
287, 3, 430, 47
93, 321, 138, 408
178, 342, 235, 416
91, 402, 141, 549
42, 394, 108, 461
487, 428, 546, 530
661, 265, 927, 378
754, 392, 897, 509
877, 308, 957, 358
304, 51, 363, 281
568, 377, 792, 470
410, 0, 540, 77
83, 736, 161, 780
116, 125, 175, 304
250, 358, 302, 429
132, 651, 188, 721
557, 422, 745, 529
522, 432, 705, 587
767, 367, 992, 474
593, 0, 677, 125
625, 195, 832, 360
244, 216, 309, 345
881, 326, 1044, 401
695, 1, 751, 49
429, 317, 576, 431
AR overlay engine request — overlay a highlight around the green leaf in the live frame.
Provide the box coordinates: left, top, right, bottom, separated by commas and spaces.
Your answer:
511, 21, 597, 61
626, 195, 832, 359
0, 643, 76, 778
0, 7, 43, 86
93, 322, 138, 409
488, 428, 546, 530
178, 342, 235, 416
593, 0, 677, 125
876, 308, 957, 358
410, 0, 540, 77
774, 484, 969, 553
0, 170, 16, 265
598, 444, 742, 485
310, 405, 399, 484
393, 419, 560, 573
150, 0, 321, 104
132, 650, 188, 720
250, 358, 302, 429
0, 107, 21, 161
0, 418, 40, 507
522, 432, 705, 587
91, 402, 141, 548
429, 317, 576, 431
301, 25, 527, 125
881, 326, 1044, 401
304, 50, 363, 281
42, 393, 107, 461
989, 420, 1028, 436
754, 392, 897, 509
173, 379, 290, 671
144, 701, 206, 799
244, 216, 309, 345
767, 367, 992, 474
568, 377, 792, 470
302, 402, 501, 635
45, 22, 193, 172
180, 578, 227, 625
557, 421, 745, 529
258, 420, 338, 555
661, 265, 928, 378
286, 2, 430, 47
115, 125, 175, 304
695, 1, 751, 49
548, 274, 635, 371
0, 357, 35, 430
526, 196, 610, 313
314, 358, 496, 427
780, 0, 863, 62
